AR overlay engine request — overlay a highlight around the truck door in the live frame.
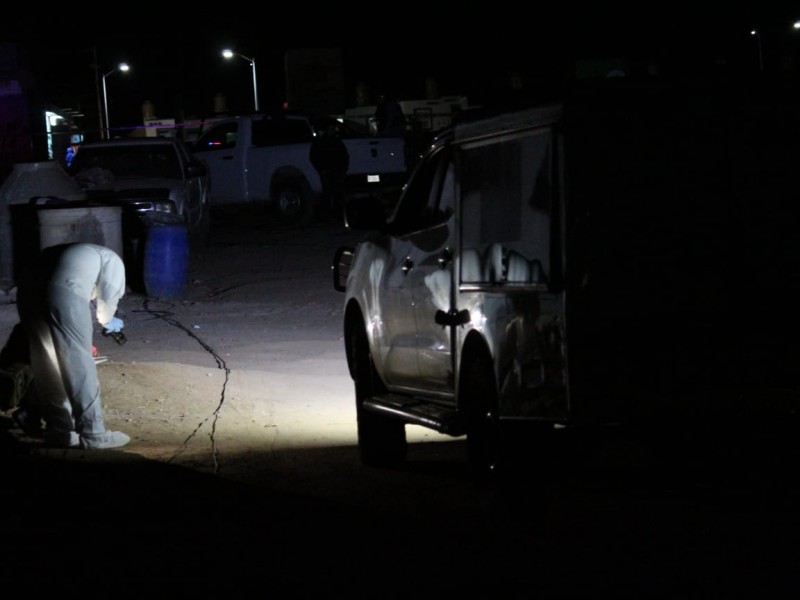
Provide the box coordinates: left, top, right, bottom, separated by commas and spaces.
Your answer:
410, 157, 457, 395
378, 146, 455, 393
193, 121, 244, 204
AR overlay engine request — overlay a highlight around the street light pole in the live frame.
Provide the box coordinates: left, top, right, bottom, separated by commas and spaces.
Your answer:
250, 57, 260, 112
750, 29, 764, 72
102, 62, 130, 139
92, 46, 104, 136
222, 49, 259, 112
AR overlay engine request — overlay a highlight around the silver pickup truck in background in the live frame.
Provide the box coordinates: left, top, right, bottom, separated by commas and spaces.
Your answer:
192, 111, 408, 226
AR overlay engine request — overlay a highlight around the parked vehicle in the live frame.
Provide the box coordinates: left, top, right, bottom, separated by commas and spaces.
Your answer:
192, 111, 407, 226
314, 116, 411, 205
333, 80, 800, 483
67, 136, 211, 245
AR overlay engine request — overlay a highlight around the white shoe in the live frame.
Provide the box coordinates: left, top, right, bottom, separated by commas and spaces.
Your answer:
80, 430, 131, 450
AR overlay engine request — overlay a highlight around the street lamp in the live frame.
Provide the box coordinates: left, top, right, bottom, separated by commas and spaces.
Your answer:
102, 62, 130, 139
222, 49, 259, 112
750, 29, 764, 72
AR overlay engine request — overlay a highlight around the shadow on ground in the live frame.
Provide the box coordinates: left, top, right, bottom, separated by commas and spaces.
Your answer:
4, 415, 800, 593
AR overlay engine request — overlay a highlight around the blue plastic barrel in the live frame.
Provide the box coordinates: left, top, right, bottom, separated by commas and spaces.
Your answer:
143, 221, 189, 298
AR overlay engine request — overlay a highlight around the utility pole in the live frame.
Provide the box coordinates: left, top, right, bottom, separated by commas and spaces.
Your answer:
92, 46, 104, 137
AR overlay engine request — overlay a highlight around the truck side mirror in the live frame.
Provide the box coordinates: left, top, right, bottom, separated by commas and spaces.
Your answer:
344, 195, 387, 232
187, 162, 207, 178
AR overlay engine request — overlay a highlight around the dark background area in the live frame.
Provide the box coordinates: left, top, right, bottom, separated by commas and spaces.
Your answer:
4, 3, 800, 134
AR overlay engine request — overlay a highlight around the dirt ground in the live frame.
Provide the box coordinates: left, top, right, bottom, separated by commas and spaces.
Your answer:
1, 212, 452, 480
0, 212, 499, 591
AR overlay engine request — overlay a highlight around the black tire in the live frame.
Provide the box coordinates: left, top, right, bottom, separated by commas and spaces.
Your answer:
189, 201, 211, 249
272, 180, 314, 227
351, 323, 407, 467
464, 353, 505, 485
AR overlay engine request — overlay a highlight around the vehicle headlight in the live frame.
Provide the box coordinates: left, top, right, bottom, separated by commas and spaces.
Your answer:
150, 199, 178, 214
127, 199, 178, 215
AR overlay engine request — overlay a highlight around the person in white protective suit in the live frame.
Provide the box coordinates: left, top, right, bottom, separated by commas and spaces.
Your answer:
16, 243, 131, 449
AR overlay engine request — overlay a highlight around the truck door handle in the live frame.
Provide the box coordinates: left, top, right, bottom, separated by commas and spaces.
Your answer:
435, 308, 471, 327
402, 258, 413, 275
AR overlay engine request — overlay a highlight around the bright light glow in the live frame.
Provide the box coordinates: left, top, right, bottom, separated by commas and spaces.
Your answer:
470, 307, 487, 329
102, 361, 449, 467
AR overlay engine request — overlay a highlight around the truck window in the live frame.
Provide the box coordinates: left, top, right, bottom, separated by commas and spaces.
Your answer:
71, 145, 180, 179
389, 146, 449, 234
429, 159, 455, 226
460, 128, 554, 286
252, 117, 313, 147
195, 122, 238, 151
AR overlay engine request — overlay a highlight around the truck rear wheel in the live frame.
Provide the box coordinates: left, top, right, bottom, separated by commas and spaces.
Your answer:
464, 353, 505, 485
351, 323, 407, 467
272, 180, 314, 227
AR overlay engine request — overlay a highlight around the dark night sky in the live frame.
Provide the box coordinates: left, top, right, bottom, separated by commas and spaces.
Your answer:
3, 4, 798, 133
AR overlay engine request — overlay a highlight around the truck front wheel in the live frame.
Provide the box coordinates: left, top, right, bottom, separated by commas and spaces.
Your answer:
271, 180, 314, 227
351, 323, 407, 467
189, 200, 211, 249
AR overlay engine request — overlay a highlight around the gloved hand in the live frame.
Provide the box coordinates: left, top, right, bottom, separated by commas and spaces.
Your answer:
104, 316, 124, 333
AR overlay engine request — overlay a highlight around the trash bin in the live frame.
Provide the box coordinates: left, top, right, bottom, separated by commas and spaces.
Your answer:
37, 204, 123, 259
143, 214, 189, 298
0, 160, 86, 285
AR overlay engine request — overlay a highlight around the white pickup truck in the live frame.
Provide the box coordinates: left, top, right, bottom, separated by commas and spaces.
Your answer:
192, 112, 408, 226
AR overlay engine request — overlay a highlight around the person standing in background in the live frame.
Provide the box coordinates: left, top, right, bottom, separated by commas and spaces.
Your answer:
374, 93, 407, 138
310, 120, 350, 221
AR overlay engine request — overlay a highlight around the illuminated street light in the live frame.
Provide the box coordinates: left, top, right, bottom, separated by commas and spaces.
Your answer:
222, 49, 259, 112
750, 29, 764, 72
102, 62, 130, 139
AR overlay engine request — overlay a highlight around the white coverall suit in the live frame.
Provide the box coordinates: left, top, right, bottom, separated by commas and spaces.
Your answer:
18, 243, 130, 449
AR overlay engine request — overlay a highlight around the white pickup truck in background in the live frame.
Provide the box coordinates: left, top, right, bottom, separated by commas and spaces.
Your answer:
192, 112, 408, 226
